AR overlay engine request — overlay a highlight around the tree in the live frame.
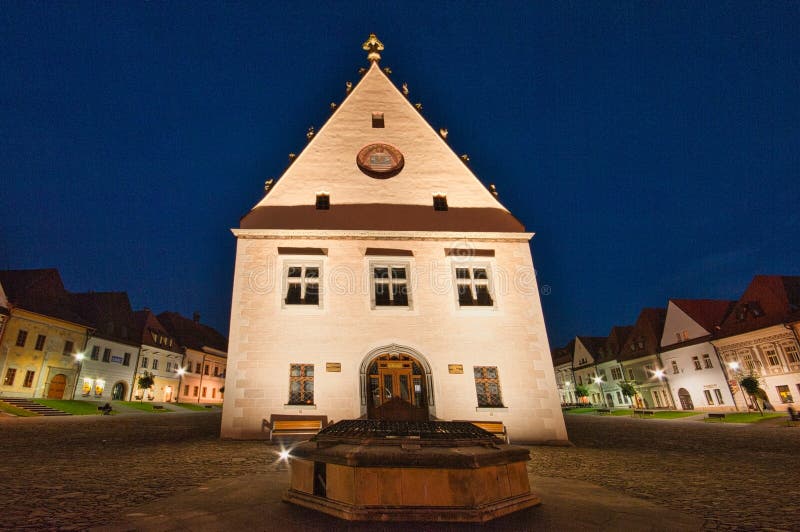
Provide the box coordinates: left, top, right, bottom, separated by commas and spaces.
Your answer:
137, 371, 155, 402
574, 384, 590, 404
619, 381, 638, 408
739, 375, 764, 415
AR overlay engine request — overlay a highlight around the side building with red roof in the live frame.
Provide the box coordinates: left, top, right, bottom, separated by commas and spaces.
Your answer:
132, 309, 183, 402
158, 311, 228, 405
711, 276, 800, 411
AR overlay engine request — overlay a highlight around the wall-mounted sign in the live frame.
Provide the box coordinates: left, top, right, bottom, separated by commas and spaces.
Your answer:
326, 363, 341, 372
111, 356, 123, 364
448, 364, 464, 374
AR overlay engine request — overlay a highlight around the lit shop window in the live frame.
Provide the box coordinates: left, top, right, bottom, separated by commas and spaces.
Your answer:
777, 385, 794, 404
95, 380, 105, 396
82, 379, 92, 396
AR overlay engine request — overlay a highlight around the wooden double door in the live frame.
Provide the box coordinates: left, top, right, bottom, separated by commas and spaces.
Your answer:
367, 354, 428, 421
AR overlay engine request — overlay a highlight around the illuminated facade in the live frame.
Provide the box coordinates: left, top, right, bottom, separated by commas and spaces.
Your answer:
222, 35, 566, 443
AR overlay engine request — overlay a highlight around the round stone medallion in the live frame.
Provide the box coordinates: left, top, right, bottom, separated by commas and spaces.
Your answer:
356, 143, 404, 178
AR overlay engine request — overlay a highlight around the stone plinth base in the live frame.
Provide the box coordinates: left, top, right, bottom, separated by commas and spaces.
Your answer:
284, 426, 541, 522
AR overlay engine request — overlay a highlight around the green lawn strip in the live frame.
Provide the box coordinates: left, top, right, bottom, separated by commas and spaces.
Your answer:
703, 412, 785, 424
0, 401, 39, 417
33, 399, 103, 415
650, 411, 699, 419
176, 402, 211, 411
118, 401, 171, 413
563, 408, 598, 414
609, 409, 635, 416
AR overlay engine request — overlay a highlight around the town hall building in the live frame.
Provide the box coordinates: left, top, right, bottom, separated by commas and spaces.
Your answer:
221, 35, 566, 444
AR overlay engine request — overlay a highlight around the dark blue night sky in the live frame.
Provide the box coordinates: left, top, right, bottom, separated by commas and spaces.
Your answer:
1, 2, 798, 347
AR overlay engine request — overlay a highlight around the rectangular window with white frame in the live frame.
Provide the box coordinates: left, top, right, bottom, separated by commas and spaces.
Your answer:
713, 388, 724, 405
783, 343, 799, 364
455, 266, 494, 307
371, 263, 410, 307
284, 264, 321, 306
704, 390, 714, 405
776, 385, 793, 403
702, 354, 713, 369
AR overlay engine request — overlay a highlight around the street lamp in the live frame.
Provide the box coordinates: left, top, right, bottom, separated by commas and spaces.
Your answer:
176, 367, 186, 403
652, 368, 676, 409
728, 361, 748, 409
564, 381, 571, 405
593, 375, 607, 407
71, 353, 85, 400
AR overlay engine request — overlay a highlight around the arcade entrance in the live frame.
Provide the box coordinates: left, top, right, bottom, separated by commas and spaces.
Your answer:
366, 353, 428, 421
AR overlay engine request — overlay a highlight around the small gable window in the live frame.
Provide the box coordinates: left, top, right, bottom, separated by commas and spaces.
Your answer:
433, 194, 448, 211
372, 112, 384, 128
316, 193, 330, 210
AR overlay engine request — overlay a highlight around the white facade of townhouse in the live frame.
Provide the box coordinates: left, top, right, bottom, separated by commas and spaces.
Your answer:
76, 337, 138, 401
712, 325, 800, 411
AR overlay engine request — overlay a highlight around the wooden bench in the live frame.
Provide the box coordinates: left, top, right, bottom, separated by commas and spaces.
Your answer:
596, 408, 611, 414
152, 405, 165, 410
456, 420, 508, 443
707, 413, 726, 422
787, 407, 800, 426
262, 414, 331, 442
633, 409, 654, 417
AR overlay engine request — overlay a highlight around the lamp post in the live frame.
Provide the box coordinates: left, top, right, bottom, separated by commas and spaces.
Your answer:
728, 362, 749, 409
593, 376, 607, 407
71, 353, 85, 400
176, 367, 186, 403
564, 381, 571, 405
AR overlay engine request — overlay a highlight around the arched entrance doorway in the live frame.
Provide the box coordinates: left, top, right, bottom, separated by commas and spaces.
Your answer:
361, 346, 432, 421
111, 382, 126, 400
678, 388, 694, 410
48, 374, 67, 399
606, 393, 613, 406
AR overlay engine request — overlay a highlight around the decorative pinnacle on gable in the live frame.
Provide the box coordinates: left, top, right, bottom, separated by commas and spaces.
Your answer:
362, 33, 384, 62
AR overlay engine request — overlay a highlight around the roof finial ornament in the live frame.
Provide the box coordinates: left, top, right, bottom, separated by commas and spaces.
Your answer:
402, 82, 409, 96
264, 178, 274, 193
439, 128, 448, 140
362, 33, 384, 62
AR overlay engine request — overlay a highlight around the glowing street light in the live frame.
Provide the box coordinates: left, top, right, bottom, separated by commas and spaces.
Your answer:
71, 353, 85, 399
653, 369, 665, 379
176, 367, 187, 403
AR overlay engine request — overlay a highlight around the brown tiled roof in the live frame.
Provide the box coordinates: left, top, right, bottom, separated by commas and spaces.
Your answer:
577, 336, 608, 362
671, 299, 735, 333
718, 275, 800, 337
605, 325, 634, 357
70, 292, 139, 345
0, 269, 88, 326
618, 308, 667, 361
240, 204, 525, 232
133, 309, 179, 349
157, 312, 228, 354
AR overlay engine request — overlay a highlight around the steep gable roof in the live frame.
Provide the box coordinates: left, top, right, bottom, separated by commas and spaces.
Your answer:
0, 268, 88, 326
671, 299, 734, 332
133, 309, 179, 351
618, 307, 667, 361
605, 325, 633, 357
240, 53, 524, 233
70, 292, 138, 345
157, 311, 228, 354
718, 275, 800, 336
577, 336, 608, 362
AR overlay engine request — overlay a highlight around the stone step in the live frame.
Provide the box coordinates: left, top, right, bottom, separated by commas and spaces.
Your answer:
0, 398, 72, 416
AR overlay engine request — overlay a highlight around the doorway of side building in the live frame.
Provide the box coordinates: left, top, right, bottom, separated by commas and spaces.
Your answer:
365, 352, 429, 421
678, 388, 694, 410
164, 386, 173, 402
111, 382, 126, 401
47, 374, 67, 399
605, 393, 613, 406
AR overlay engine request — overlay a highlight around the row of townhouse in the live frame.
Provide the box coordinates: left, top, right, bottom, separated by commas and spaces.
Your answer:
0, 269, 228, 404
552, 275, 800, 412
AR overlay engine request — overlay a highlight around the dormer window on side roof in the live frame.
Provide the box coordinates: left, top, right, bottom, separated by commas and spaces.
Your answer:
433, 194, 448, 211
372, 112, 384, 128
316, 193, 330, 210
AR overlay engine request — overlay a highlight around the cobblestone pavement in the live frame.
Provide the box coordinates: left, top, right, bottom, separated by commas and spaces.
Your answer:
0, 412, 798, 531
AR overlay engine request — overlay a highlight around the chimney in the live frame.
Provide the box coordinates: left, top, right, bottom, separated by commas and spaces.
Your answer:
193, 311, 200, 324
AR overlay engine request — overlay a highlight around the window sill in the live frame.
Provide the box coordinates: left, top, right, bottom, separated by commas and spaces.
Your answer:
283, 404, 317, 410
476, 406, 508, 412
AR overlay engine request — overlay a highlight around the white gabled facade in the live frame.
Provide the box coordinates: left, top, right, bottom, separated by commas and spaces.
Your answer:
221, 36, 567, 444
658, 300, 736, 411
